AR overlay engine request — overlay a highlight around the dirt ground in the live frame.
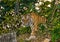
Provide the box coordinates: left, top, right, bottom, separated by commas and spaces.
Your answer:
17, 33, 51, 42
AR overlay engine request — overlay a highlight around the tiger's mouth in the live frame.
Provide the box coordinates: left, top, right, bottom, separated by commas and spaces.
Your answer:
21, 24, 26, 27
20, 23, 27, 27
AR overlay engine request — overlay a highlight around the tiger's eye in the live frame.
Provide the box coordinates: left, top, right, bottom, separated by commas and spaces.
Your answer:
22, 19, 25, 21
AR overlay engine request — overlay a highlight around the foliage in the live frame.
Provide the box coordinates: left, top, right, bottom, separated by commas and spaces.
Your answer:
0, 0, 60, 42
51, 22, 60, 42
16, 26, 31, 36
37, 1, 60, 42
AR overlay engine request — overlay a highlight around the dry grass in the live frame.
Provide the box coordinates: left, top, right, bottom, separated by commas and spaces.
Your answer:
17, 33, 51, 42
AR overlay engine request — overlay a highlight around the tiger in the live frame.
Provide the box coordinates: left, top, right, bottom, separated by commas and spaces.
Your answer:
21, 12, 47, 40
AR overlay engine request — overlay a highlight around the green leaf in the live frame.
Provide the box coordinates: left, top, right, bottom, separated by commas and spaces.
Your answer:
57, 4, 60, 9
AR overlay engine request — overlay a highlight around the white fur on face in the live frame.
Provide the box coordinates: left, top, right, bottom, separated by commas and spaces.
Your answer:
27, 15, 29, 19
21, 14, 34, 27
22, 16, 25, 19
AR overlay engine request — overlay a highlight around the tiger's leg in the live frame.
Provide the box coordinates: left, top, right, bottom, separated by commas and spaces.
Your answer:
26, 27, 36, 40
25, 26, 35, 40
26, 25, 38, 40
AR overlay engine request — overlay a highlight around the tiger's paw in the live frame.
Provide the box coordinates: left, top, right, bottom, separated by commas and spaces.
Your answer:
25, 36, 36, 41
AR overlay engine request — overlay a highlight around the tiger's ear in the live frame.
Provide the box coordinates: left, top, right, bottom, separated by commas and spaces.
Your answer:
27, 15, 29, 19
27, 14, 30, 19
21, 15, 23, 18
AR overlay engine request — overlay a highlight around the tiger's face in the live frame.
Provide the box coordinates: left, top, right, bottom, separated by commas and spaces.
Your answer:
21, 14, 30, 27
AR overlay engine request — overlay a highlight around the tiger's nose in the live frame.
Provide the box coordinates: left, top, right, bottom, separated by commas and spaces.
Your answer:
20, 23, 26, 27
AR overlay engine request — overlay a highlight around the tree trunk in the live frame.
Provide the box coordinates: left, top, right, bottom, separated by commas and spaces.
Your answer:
14, 0, 19, 14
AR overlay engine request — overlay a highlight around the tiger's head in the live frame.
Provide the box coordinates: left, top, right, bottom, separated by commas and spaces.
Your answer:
21, 14, 31, 27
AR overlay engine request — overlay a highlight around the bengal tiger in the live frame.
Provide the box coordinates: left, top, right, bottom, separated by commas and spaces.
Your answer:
21, 12, 47, 40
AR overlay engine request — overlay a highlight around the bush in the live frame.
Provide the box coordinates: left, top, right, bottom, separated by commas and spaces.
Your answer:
16, 26, 31, 36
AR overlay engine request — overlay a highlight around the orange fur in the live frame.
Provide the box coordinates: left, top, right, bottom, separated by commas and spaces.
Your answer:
21, 12, 47, 39
30, 12, 47, 36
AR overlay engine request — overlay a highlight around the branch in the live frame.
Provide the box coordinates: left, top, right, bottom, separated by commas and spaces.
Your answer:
49, 2, 58, 23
